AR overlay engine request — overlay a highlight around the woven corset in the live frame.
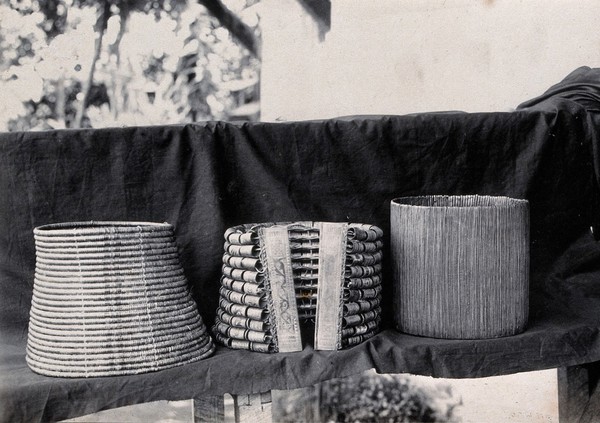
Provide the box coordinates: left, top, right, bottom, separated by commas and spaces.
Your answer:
27, 221, 215, 377
213, 222, 383, 353
390, 195, 530, 339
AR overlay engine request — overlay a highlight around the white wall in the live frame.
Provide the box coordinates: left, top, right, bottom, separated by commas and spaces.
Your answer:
260, 0, 600, 121
259, 5, 569, 421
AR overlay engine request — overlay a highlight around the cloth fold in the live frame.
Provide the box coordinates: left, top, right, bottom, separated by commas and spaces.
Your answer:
2, 67, 600, 422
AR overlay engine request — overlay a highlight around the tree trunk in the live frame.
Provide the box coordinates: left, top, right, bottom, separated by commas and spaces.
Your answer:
108, 4, 130, 120
73, 0, 111, 128
56, 76, 66, 128
199, 0, 260, 58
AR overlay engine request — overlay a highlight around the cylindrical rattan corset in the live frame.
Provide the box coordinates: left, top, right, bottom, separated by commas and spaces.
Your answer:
27, 221, 215, 377
390, 195, 529, 339
213, 221, 383, 353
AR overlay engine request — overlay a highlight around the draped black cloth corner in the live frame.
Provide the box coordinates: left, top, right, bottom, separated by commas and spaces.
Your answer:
2, 67, 600, 422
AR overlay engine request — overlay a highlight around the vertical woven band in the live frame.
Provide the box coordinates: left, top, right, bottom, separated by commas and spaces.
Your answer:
259, 226, 302, 353
314, 222, 348, 350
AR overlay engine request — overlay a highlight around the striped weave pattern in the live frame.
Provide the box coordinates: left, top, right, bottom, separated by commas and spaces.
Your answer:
27, 221, 214, 378
391, 195, 529, 339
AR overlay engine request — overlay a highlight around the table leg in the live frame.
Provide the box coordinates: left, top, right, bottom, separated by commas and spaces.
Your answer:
558, 362, 600, 423
193, 395, 224, 422
193, 392, 272, 423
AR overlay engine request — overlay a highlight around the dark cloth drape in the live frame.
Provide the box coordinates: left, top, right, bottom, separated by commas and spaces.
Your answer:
2, 67, 600, 422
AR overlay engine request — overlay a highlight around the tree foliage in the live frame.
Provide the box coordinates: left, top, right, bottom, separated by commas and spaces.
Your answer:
0, 0, 260, 131
272, 371, 462, 423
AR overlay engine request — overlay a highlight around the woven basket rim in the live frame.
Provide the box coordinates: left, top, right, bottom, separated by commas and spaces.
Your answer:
27, 331, 209, 358
26, 345, 213, 368
36, 251, 179, 270
35, 255, 180, 269
28, 318, 205, 342
34, 263, 181, 278
33, 237, 175, 249
31, 290, 189, 304
26, 344, 210, 367
27, 322, 206, 343
27, 325, 207, 349
391, 195, 529, 209
31, 300, 193, 317
33, 279, 187, 294
30, 310, 202, 334
35, 257, 180, 270
33, 231, 175, 244
34, 221, 172, 234
34, 271, 184, 284
26, 343, 215, 377
34, 268, 184, 284
29, 300, 199, 321
26, 340, 214, 371
30, 320, 207, 347
226, 221, 381, 233
37, 245, 178, 254
27, 337, 213, 365
31, 290, 191, 309
31, 303, 194, 317
29, 314, 207, 332
26, 339, 211, 360
36, 247, 179, 260
32, 275, 188, 292
29, 305, 200, 330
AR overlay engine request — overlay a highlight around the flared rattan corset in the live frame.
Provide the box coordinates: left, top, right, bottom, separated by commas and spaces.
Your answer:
27, 221, 214, 377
